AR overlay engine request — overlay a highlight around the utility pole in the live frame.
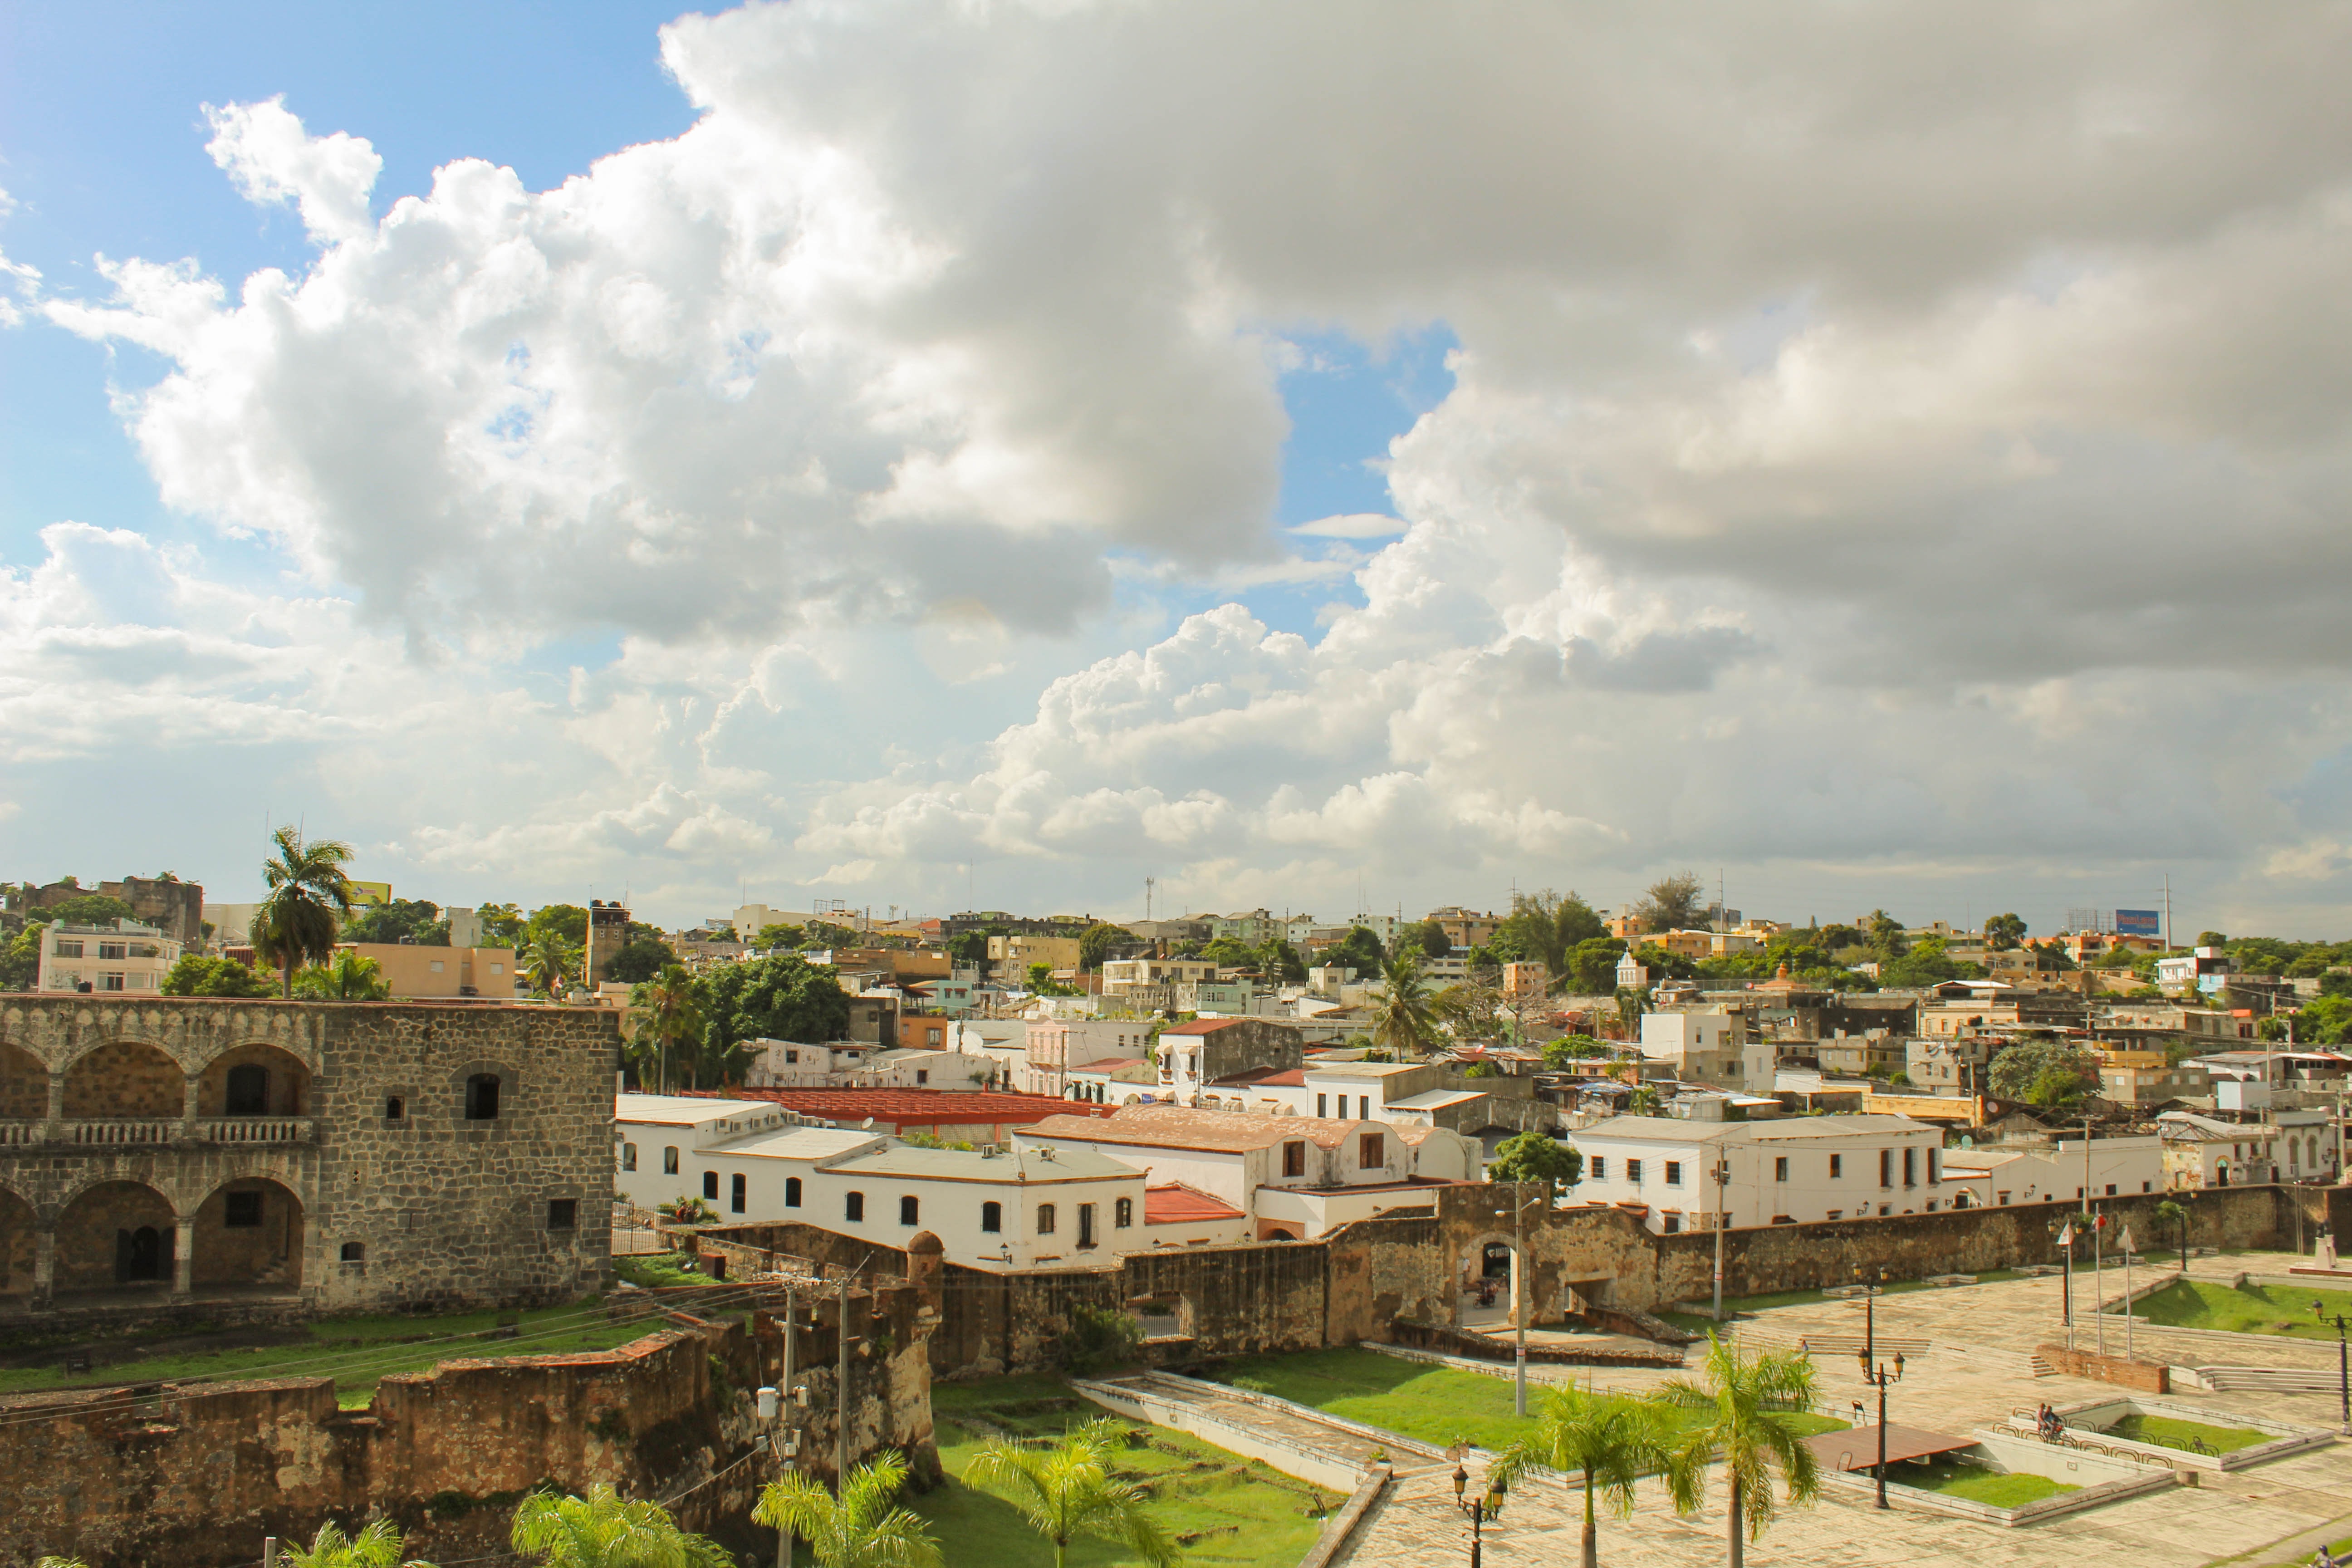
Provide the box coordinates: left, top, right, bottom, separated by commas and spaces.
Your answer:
2163, 874, 2173, 954
1513, 1188, 1530, 1416
836, 1260, 867, 1491
1713, 1149, 1729, 1322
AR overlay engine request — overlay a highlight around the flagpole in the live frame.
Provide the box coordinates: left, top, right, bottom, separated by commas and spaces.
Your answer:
2122, 1224, 2136, 1364
2060, 1219, 2076, 1353
2094, 1210, 2107, 1359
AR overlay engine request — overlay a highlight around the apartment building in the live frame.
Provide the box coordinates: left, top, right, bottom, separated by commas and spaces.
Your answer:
1939, 1136, 2164, 1206
1567, 1113, 1949, 1234
35, 920, 181, 995
1638, 1006, 1774, 1091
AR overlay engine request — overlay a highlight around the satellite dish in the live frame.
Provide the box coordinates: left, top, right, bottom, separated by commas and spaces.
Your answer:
862, 1117, 876, 1130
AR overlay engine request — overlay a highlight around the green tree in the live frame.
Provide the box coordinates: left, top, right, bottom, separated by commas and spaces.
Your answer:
965, 1417, 1177, 1568
1542, 1034, 1610, 1068
759, 922, 810, 951
249, 826, 358, 998
1494, 1388, 1695, 1568
525, 903, 591, 949
42, 893, 138, 927
476, 902, 527, 947
605, 936, 681, 985
1371, 954, 1436, 1058
292, 949, 391, 1001
1568, 936, 1628, 994
1256, 937, 1308, 983
1983, 912, 2028, 951
754, 1450, 941, 1568
342, 898, 447, 946
1078, 922, 1136, 970
162, 954, 274, 997
1330, 925, 1386, 975
1635, 872, 1705, 933
1987, 1038, 2102, 1107
1863, 910, 1907, 959
1879, 937, 1984, 988
0, 920, 45, 991
699, 952, 854, 1070
1660, 1334, 1822, 1568
2152, 1197, 2190, 1270
282, 1518, 436, 1568
629, 964, 706, 1093
522, 933, 577, 998
1627, 1082, 1662, 1116
510, 1483, 729, 1568
1488, 1132, 1583, 1199
1199, 935, 1258, 967
1411, 919, 1454, 959
946, 930, 988, 965
1614, 985, 1649, 1037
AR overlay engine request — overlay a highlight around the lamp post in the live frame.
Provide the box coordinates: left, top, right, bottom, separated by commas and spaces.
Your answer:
1451, 1463, 1508, 1568
2313, 1300, 2352, 1436
1857, 1349, 1906, 1509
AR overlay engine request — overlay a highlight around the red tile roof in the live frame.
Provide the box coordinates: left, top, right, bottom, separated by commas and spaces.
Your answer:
1210, 1067, 1306, 1087
696, 1088, 1117, 1127
1144, 1183, 1246, 1225
1160, 1018, 1249, 1035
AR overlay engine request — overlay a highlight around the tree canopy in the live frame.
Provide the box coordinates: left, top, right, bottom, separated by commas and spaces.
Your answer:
700, 952, 853, 1070
1982, 911, 2028, 950
1328, 924, 1386, 974
604, 935, 681, 985
1987, 1037, 2102, 1107
1489, 1131, 1583, 1195
1078, 922, 1135, 970
1635, 872, 1705, 933
162, 954, 274, 997
343, 898, 447, 946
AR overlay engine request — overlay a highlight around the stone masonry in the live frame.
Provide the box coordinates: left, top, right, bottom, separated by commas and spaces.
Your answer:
0, 995, 619, 1317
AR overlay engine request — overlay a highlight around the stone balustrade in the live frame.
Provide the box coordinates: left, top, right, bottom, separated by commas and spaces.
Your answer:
0, 1117, 320, 1148
198, 1117, 318, 1145
66, 1119, 179, 1147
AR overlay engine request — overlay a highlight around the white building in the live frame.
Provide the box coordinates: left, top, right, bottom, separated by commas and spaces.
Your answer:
1567, 1113, 1949, 1234
2156, 1112, 2283, 1189
1939, 1136, 2164, 1207
613, 1093, 1206, 1269
1017, 1102, 1472, 1240
37, 919, 181, 995
1638, 1007, 1774, 1092
1024, 1019, 1162, 1096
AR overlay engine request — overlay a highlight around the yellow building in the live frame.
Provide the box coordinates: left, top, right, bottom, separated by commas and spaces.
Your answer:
345, 943, 519, 999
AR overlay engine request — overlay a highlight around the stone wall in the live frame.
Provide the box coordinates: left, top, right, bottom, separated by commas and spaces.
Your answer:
5, 876, 206, 945
2039, 1344, 2170, 1393
0, 996, 619, 1317
0, 1314, 772, 1568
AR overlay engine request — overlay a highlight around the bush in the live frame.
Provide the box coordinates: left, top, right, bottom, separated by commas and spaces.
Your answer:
162, 955, 274, 997
1054, 1302, 1144, 1375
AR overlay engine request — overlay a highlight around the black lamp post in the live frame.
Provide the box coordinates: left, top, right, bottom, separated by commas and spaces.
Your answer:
2313, 1300, 2352, 1435
1857, 1349, 1906, 1509
1451, 1464, 1508, 1567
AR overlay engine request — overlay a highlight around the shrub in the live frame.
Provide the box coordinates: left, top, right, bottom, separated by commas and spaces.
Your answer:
1054, 1303, 1145, 1375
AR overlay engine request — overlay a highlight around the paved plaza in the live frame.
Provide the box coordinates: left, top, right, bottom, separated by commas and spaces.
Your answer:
1204, 1252, 2352, 1568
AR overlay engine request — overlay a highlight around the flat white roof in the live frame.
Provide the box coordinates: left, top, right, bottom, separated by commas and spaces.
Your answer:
617, 1093, 774, 1126
706, 1126, 888, 1161
1387, 1089, 1486, 1110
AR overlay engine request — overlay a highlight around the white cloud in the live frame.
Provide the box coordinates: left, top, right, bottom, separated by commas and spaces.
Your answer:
203, 97, 382, 244
1289, 514, 1404, 540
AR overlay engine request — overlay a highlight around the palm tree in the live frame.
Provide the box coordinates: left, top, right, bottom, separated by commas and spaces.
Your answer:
2152, 1197, 2189, 1271
630, 964, 705, 1093
1372, 954, 1436, 1058
282, 1519, 434, 1568
523, 932, 576, 999
754, 1449, 941, 1568
249, 826, 357, 998
509, 1484, 729, 1568
1493, 1387, 1695, 1568
294, 948, 389, 1002
1658, 1334, 1821, 1568
965, 1417, 1176, 1568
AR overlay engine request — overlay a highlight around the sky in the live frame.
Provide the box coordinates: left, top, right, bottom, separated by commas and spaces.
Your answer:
5, 1, 2352, 942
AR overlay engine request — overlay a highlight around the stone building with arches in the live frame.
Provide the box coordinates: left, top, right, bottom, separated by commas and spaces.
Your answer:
0, 995, 619, 1318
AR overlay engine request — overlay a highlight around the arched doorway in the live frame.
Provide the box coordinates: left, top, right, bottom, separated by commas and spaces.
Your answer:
0, 1044, 45, 1121
196, 1044, 312, 1118
62, 1041, 181, 1119
0, 1188, 34, 1297
192, 1178, 304, 1292
54, 1181, 177, 1295
1456, 1233, 1518, 1330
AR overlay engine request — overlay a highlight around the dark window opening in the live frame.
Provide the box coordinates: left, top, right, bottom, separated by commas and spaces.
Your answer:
786, 1176, 803, 1207
703, 1171, 719, 1201
663, 1146, 679, 1174
1037, 1203, 1056, 1235
1283, 1141, 1306, 1177
340, 1242, 366, 1263
224, 1191, 264, 1228
116, 1225, 170, 1282
1481, 1241, 1512, 1279
981, 1201, 1002, 1233
900, 1195, 920, 1226
846, 1191, 865, 1222
1114, 1197, 1132, 1228
225, 1064, 269, 1116
731, 1174, 747, 1214
548, 1199, 577, 1230
465, 1073, 501, 1120
1077, 1203, 1098, 1249
621, 1143, 637, 1171
384, 1095, 405, 1122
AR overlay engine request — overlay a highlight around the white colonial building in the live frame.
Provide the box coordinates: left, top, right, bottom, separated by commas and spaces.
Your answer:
1567, 1113, 1948, 1234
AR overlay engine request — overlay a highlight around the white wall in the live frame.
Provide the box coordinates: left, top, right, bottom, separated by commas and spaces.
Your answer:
1568, 1121, 1949, 1234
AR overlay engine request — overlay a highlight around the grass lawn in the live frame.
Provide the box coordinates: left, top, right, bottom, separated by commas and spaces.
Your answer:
0, 1298, 680, 1407
2104, 1411, 2276, 1455
1201, 1347, 1844, 1455
2125, 1278, 2352, 1341
1886, 1458, 2076, 1508
896, 1374, 1340, 1568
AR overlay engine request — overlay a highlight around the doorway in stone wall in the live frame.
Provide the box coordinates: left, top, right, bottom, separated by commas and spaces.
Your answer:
1455, 1233, 1518, 1332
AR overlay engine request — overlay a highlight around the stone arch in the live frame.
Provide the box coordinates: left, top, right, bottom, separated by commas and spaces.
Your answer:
0, 1043, 45, 1119
0, 1185, 33, 1296
1453, 1228, 1521, 1329
190, 1175, 305, 1291
62, 1039, 183, 1119
54, 1179, 177, 1294
446, 1058, 521, 1124
195, 1041, 313, 1117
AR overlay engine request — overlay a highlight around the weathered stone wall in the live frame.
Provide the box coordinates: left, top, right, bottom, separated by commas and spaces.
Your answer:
0, 996, 619, 1316
0, 1317, 769, 1568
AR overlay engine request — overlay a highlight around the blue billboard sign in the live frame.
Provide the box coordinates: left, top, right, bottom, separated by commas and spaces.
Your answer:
2115, 909, 2161, 936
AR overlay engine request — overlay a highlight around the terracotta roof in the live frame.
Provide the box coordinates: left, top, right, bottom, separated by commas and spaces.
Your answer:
702, 1088, 1117, 1126
1143, 1183, 1246, 1224
1210, 1067, 1306, 1088
1159, 1018, 1253, 1035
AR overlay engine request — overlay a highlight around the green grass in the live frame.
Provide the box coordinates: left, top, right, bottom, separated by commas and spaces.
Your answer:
2125, 1278, 2352, 1340
893, 1373, 1340, 1568
0, 1298, 673, 1407
1886, 1458, 2077, 1508
2105, 1411, 2275, 1455
615, 1253, 710, 1289
1201, 1347, 1843, 1455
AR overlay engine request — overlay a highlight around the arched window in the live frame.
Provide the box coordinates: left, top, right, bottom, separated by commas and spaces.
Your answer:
899, 1195, 919, 1226
663, 1146, 680, 1174
621, 1142, 638, 1171
1036, 1203, 1057, 1235
465, 1073, 501, 1120
786, 1177, 803, 1208
703, 1171, 719, 1200
981, 1201, 1002, 1233
1114, 1197, 1133, 1228
384, 1096, 405, 1122
845, 1191, 865, 1222
225, 1064, 269, 1116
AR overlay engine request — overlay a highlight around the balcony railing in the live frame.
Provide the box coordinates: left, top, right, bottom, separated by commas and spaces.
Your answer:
199, 1117, 317, 1145
66, 1119, 178, 1147
0, 1122, 35, 1147
0, 1118, 321, 1149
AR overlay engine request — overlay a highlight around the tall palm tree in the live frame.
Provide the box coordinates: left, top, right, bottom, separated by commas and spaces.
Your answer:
629, 964, 705, 1093
523, 932, 576, 999
295, 948, 389, 1002
509, 1484, 729, 1568
754, 1449, 941, 1568
1493, 1388, 1695, 1568
1371, 954, 1436, 1058
965, 1417, 1176, 1568
282, 1519, 435, 1568
249, 826, 357, 998
1658, 1334, 1821, 1568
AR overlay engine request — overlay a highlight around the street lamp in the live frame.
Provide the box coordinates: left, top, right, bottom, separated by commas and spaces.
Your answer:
1857, 1350, 1906, 1510
1451, 1464, 1508, 1568
2313, 1300, 2352, 1436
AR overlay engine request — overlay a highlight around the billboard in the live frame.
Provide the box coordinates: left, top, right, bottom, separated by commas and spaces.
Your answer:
2115, 908, 2161, 936
348, 881, 393, 908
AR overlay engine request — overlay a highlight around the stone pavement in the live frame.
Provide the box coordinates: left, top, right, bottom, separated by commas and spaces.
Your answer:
1323, 1254, 2352, 1568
